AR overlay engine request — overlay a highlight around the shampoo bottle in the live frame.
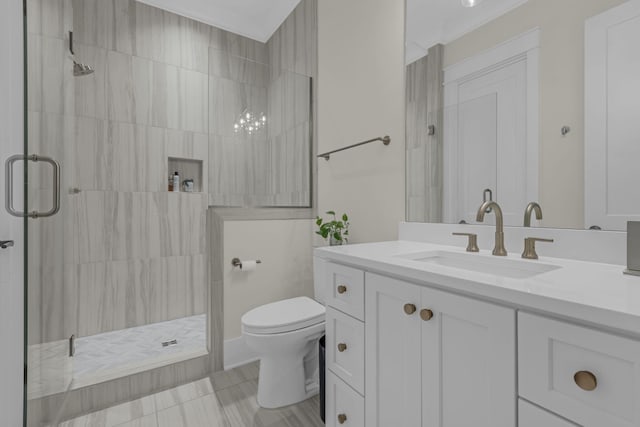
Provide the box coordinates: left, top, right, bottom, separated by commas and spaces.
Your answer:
172, 171, 180, 192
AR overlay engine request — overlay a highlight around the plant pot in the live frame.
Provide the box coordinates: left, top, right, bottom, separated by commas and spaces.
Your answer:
330, 236, 344, 246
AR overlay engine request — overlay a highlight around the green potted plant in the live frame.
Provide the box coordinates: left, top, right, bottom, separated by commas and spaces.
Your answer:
315, 211, 350, 246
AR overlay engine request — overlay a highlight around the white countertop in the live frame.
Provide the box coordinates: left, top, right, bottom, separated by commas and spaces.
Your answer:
315, 240, 640, 337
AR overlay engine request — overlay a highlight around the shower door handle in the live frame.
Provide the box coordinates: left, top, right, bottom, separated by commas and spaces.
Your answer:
5, 154, 61, 218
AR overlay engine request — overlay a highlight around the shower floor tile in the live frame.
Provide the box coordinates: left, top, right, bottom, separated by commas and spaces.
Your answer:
72, 314, 208, 388
28, 315, 208, 399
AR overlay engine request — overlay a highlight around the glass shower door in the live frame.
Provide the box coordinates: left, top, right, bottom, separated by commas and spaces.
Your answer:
22, 0, 77, 424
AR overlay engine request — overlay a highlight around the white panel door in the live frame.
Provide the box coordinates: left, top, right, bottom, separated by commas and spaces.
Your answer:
444, 30, 539, 227
0, 0, 24, 424
365, 273, 422, 427
421, 286, 516, 427
446, 59, 528, 226
585, 0, 640, 230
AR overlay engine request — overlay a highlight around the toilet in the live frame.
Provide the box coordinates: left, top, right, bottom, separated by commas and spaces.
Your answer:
241, 261, 327, 409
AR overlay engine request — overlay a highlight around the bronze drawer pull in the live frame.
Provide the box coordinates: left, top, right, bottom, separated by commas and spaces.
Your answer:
574, 371, 597, 391
337, 285, 347, 294
337, 413, 347, 424
420, 309, 434, 321
404, 303, 417, 315
337, 343, 348, 352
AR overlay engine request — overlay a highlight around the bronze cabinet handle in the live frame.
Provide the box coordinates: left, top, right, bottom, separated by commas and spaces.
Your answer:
404, 303, 417, 315
337, 343, 347, 352
420, 309, 434, 321
337, 414, 347, 424
337, 285, 347, 294
574, 371, 597, 391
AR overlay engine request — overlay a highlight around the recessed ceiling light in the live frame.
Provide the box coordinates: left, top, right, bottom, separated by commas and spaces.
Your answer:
461, 0, 483, 7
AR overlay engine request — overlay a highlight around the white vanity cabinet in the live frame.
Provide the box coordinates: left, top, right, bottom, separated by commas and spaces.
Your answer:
320, 252, 640, 427
519, 400, 579, 427
519, 312, 640, 427
364, 272, 517, 427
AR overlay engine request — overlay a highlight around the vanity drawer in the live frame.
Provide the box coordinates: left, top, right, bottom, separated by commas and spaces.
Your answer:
326, 307, 365, 394
326, 372, 365, 427
519, 312, 640, 427
519, 400, 578, 427
325, 263, 365, 320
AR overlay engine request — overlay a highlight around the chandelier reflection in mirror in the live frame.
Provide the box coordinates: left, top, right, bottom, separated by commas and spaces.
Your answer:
233, 109, 267, 135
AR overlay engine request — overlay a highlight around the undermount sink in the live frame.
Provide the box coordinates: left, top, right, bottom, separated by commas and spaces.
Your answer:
396, 250, 561, 279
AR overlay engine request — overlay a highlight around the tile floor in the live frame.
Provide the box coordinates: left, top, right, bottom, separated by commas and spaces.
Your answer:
58, 362, 325, 427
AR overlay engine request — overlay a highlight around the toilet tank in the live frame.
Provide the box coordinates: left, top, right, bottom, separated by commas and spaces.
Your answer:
313, 256, 328, 305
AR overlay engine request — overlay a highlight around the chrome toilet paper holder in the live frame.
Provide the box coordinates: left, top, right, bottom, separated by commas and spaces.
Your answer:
231, 258, 262, 269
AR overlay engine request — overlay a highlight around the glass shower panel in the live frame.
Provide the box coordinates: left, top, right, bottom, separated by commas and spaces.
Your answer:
208, 45, 313, 208
25, 1, 212, 424
25, 0, 76, 424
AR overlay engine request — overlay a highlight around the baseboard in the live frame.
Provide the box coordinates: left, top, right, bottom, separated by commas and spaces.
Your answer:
224, 336, 259, 370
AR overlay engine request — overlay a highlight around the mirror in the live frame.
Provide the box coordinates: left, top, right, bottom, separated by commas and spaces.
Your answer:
405, 0, 640, 231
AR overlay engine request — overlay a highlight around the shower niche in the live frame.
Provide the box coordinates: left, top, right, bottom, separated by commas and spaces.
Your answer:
168, 157, 204, 193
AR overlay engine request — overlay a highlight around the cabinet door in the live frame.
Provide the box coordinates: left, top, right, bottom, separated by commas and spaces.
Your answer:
421, 287, 516, 427
365, 273, 422, 427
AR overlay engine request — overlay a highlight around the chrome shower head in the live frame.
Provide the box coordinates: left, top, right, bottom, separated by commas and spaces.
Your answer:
73, 60, 94, 76
69, 31, 94, 77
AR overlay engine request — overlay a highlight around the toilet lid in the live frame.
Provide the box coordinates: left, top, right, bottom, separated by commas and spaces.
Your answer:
241, 297, 325, 334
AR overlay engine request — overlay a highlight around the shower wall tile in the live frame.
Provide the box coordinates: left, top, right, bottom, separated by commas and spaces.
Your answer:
77, 260, 129, 336
28, 35, 69, 114
27, 0, 72, 39
132, 57, 154, 125
107, 50, 135, 123
74, 43, 108, 120
179, 69, 208, 133
150, 62, 179, 129
210, 28, 269, 65
208, 135, 246, 206
133, 2, 210, 72
405, 45, 444, 223
267, 0, 317, 80
74, 116, 111, 191
270, 122, 311, 206
209, 77, 268, 138
76, 254, 207, 337
72, 0, 114, 50
108, 122, 167, 192
209, 48, 269, 87
112, 0, 135, 55
178, 16, 211, 74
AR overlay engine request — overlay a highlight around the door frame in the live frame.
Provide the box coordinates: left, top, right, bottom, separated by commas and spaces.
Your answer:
443, 28, 540, 224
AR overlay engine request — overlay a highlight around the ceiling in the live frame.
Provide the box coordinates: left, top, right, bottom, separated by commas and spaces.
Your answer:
140, 0, 527, 63
406, 0, 529, 64
138, 0, 300, 43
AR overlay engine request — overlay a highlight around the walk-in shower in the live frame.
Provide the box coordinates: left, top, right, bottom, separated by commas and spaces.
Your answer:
23, 0, 313, 425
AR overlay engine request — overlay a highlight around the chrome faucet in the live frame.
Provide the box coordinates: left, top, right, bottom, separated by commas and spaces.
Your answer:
524, 202, 542, 227
476, 201, 507, 256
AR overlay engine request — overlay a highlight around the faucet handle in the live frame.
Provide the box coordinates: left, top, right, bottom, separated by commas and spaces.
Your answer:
522, 237, 554, 260
452, 233, 479, 252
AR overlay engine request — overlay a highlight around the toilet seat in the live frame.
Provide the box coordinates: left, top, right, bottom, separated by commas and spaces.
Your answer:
242, 296, 325, 335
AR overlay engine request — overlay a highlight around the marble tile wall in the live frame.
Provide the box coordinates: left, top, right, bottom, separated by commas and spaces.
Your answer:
208, 0, 316, 208
406, 44, 444, 222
